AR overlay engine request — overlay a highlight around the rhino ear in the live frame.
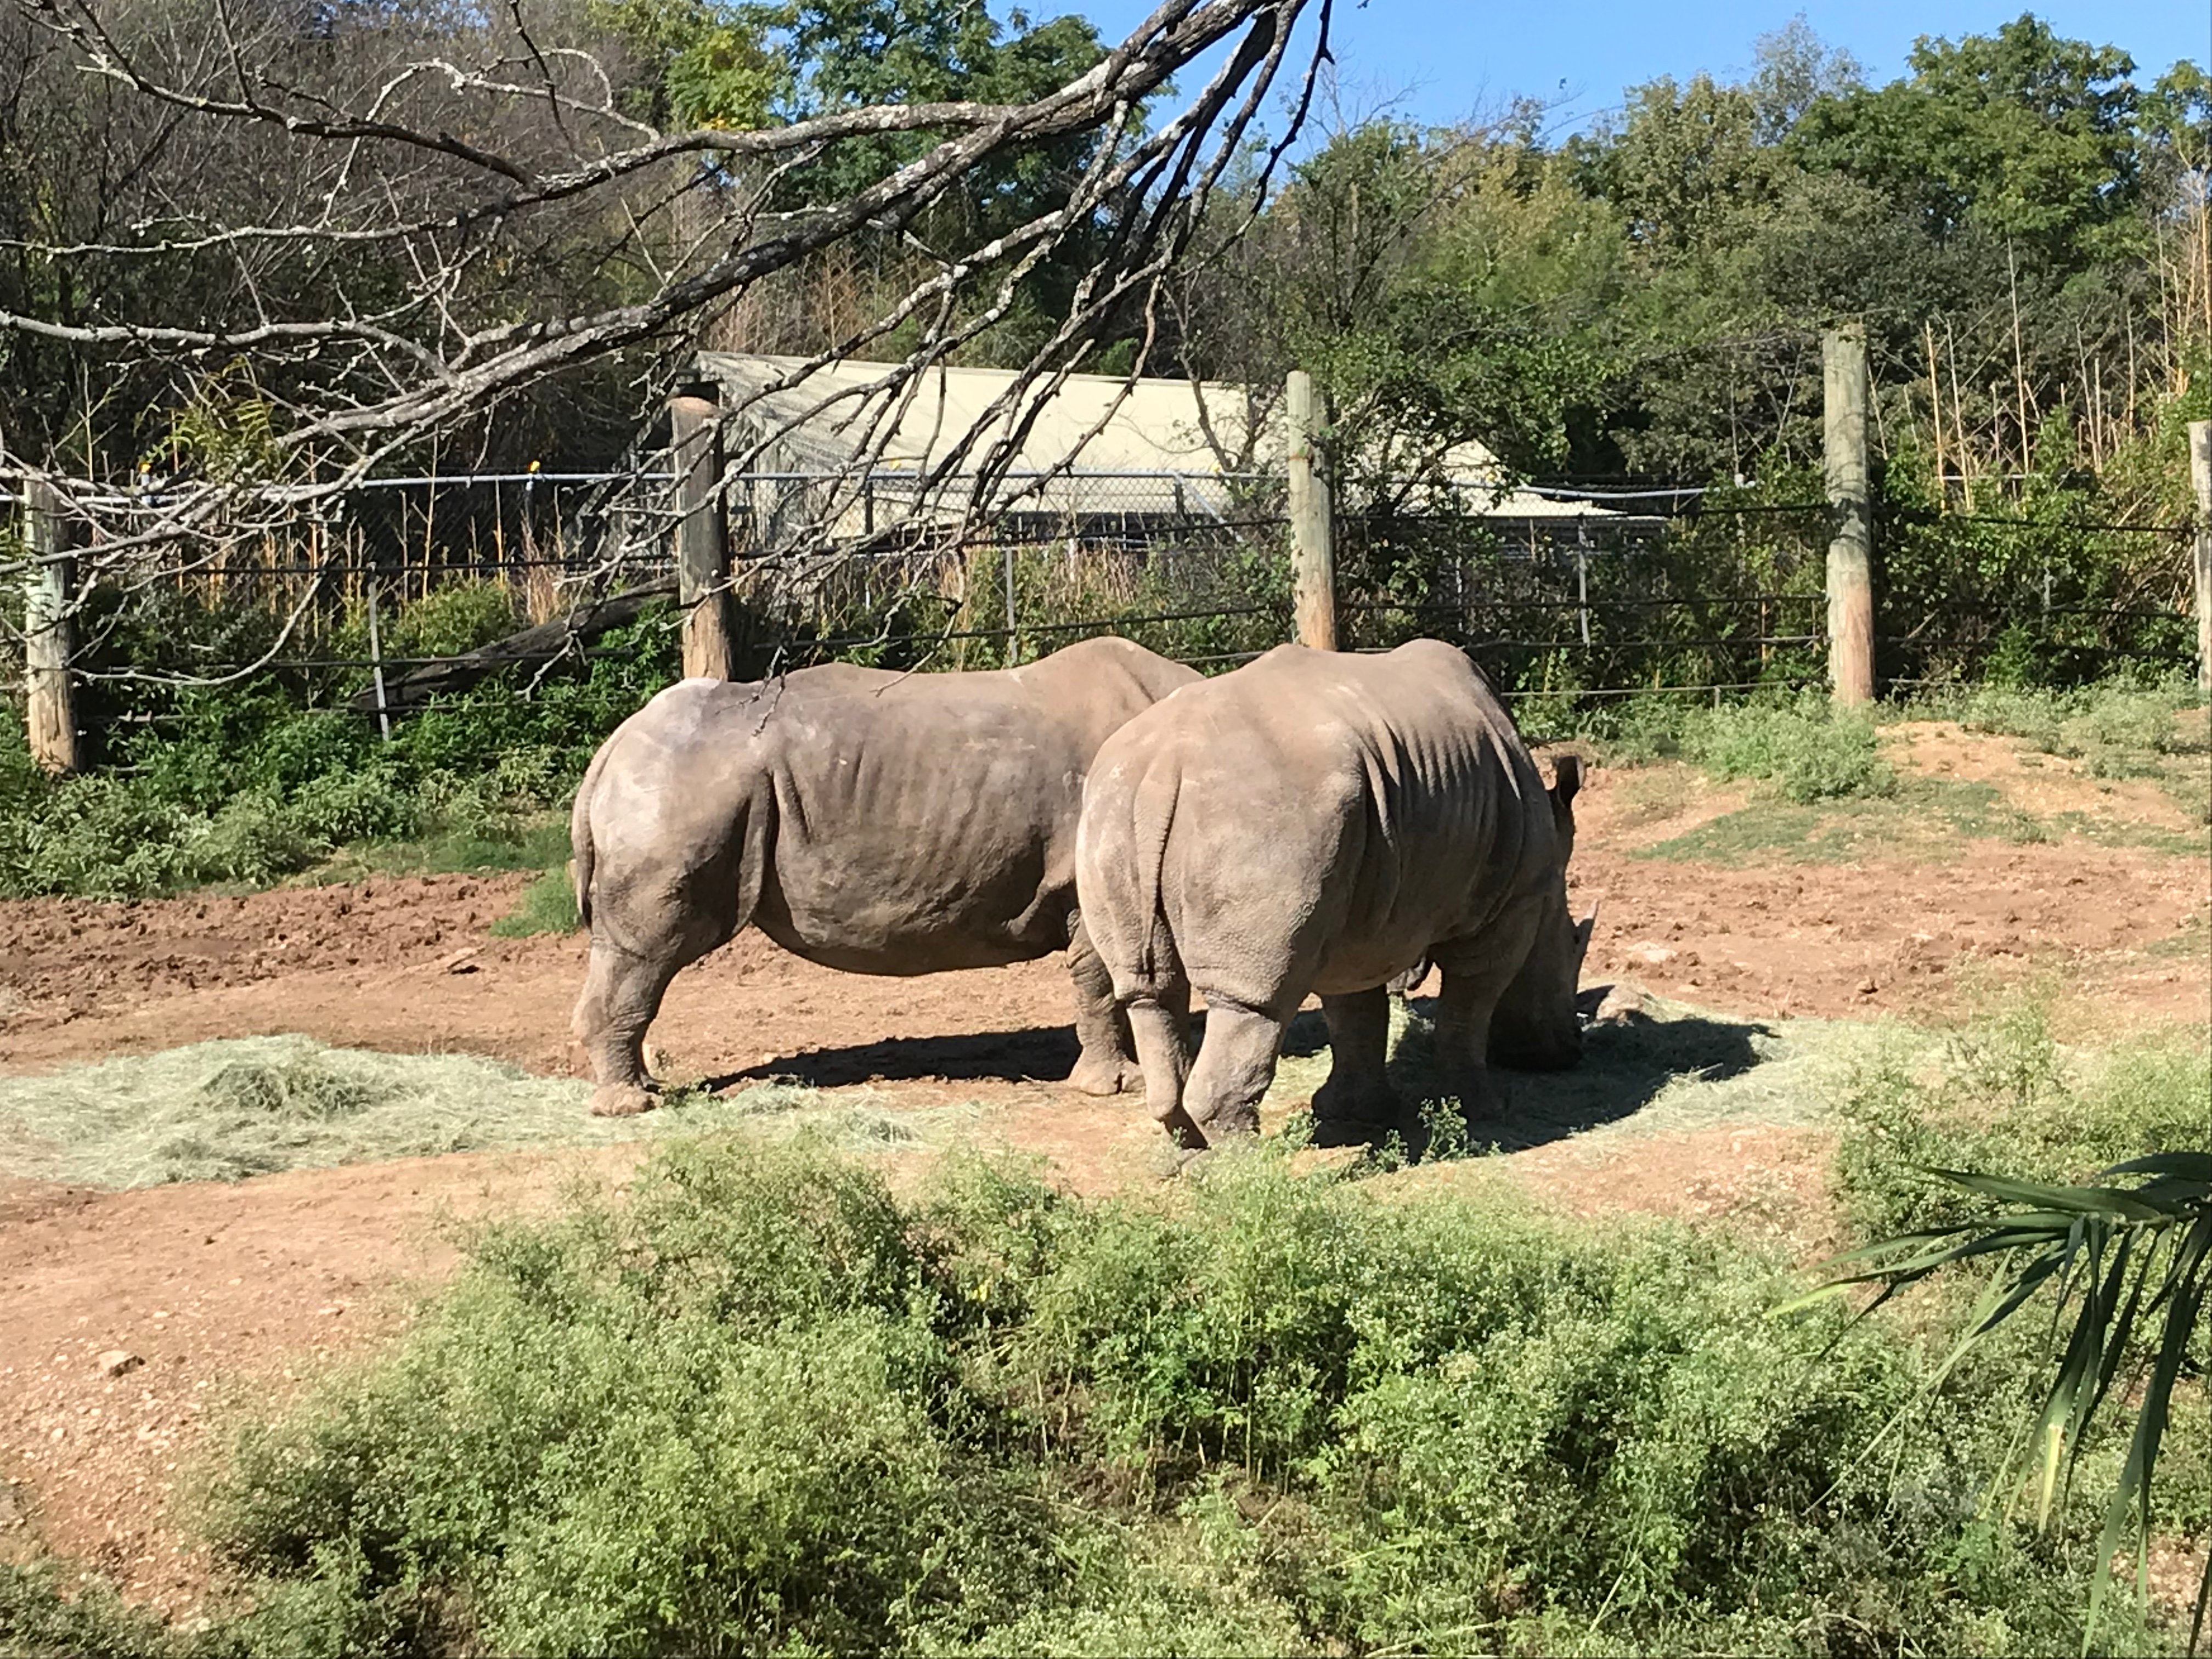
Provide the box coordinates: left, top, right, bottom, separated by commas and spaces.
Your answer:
1550, 754, 1581, 808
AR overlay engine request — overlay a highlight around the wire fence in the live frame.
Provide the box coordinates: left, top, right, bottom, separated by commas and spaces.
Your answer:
4, 466, 2202, 747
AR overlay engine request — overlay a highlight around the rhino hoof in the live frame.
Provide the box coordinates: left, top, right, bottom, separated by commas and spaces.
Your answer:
1159, 1104, 1209, 1151
590, 1083, 659, 1118
1066, 1054, 1142, 1097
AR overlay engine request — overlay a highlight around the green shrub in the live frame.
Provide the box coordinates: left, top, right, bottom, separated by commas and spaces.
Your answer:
172, 1136, 2180, 1657
1595, 692, 1897, 803
0, 590, 680, 899
1688, 696, 1895, 802
1833, 994, 2212, 1242
0, 1561, 185, 1659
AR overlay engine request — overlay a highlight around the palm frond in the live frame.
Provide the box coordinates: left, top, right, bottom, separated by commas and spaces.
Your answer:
1795, 1152, 2212, 1655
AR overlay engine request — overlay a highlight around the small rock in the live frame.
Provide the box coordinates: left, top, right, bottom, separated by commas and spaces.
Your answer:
1594, 984, 1647, 1023
1857, 977, 1879, 995
98, 1350, 143, 1378
1627, 943, 1678, 967
316, 1305, 345, 1318
437, 948, 481, 975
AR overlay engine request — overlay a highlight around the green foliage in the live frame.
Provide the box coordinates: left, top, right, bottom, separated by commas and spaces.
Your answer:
1690, 696, 1895, 800
1599, 691, 1895, 802
1833, 995, 2212, 1243
1788, 17, 2148, 271
0, 596, 678, 899
490, 867, 582, 936
139, 1137, 2183, 1655
1949, 678, 2210, 776
1810, 1141, 2212, 1650
0, 1561, 187, 1659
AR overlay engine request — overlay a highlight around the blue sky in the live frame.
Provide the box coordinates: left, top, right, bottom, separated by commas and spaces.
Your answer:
1076, 0, 2209, 136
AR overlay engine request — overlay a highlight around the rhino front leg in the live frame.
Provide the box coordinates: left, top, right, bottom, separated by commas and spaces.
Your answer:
1310, 986, 1402, 1146
1064, 916, 1142, 1096
1427, 945, 1520, 1122
571, 941, 685, 1116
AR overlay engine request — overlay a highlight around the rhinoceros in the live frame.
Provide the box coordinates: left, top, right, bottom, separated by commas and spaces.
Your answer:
569, 636, 1199, 1115
1074, 639, 1592, 1149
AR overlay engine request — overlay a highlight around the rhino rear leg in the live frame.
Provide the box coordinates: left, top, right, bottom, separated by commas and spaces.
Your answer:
1065, 916, 1142, 1096
1181, 997, 1284, 1141
1125, 984, 1201, 1147
1310, 987, 1403, 1147
572, 940, 689, 1116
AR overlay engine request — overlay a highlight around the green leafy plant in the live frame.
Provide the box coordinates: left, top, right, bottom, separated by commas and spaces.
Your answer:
1796, 1152, 2212, 1654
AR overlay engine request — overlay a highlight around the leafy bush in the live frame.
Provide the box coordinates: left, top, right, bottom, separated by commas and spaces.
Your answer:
156, 1136, 2185, 1657
1595, 691, 1897, 803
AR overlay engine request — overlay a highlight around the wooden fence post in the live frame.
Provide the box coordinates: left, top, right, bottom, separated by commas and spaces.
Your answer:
1822, 324, 1875, 706
670, 393, 736, 680
1285, 369, 1336, 651
22, 479, 81, 774
2190, 420, 2211, 697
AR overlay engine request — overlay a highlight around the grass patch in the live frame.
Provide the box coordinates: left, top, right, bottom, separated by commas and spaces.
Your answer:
46, 1135, 2176, 1655
0, 1037, 953, 1189
489, 864, 581, 936
1637, 776, 2048, 865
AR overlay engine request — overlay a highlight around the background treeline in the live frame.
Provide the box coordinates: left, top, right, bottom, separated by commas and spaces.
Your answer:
5, 4, 2204, 493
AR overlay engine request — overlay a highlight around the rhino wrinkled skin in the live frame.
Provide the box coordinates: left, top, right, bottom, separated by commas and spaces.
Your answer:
1075, 639, 1592, 1149
569, 636, 1200, 1115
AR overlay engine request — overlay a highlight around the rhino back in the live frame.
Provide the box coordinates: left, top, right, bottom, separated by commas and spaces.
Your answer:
753, 638, 1192, 971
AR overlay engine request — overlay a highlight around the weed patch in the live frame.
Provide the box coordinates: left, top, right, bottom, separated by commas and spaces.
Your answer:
489, 865, 581, 936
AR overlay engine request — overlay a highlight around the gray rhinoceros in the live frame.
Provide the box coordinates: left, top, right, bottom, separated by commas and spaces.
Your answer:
569, 636, 1199, 1115
1074, 639, 1592, 1149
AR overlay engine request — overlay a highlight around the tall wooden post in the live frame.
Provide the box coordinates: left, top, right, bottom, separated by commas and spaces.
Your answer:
1822, 324, 1875, 706
2190, 420, 2211, 697
1285, 369, 1336, 651
670, 394, 736, 681
22, 479, 80, 774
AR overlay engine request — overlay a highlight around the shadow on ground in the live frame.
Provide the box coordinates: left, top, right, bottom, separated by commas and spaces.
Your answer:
710, 1026, 1082, 1091
1278, 991, 1782, 1159
710, 988, 1787, 1166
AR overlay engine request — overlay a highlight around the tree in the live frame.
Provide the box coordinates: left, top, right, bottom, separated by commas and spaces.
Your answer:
1789, 14, 2149, 274
0, 0, 1322, 636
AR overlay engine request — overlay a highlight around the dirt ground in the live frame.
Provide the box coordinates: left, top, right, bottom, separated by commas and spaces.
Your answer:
1, 724, 2206, 1609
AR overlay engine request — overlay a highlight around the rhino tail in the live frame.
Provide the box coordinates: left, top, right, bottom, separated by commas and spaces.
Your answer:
1128, 759, 1182, 988
569, 738, 616, 929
